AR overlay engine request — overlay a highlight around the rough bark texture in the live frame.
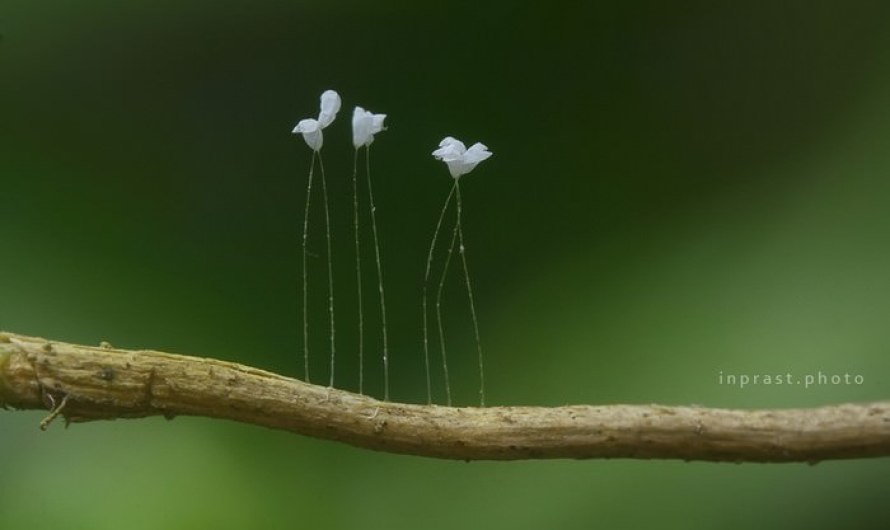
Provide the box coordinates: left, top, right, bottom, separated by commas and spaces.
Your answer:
2, 331, 888, 462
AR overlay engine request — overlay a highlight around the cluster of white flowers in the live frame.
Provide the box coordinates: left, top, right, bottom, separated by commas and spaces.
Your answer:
292, 89, 492, 177
292, 89, 492, 406
292, 90, 388, 152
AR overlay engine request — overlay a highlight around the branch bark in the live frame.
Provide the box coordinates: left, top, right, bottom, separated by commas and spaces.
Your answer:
2, 331, 888, 462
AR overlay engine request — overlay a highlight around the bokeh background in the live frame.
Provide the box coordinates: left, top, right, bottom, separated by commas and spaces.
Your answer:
2, 1, 890, 528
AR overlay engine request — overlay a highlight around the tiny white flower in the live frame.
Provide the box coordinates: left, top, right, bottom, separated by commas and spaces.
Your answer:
318, 89, 342, 128
352, 106, 387, 148
293, 118, 322, 151
432, 136, 492, 178
292, 89, 342, 151
425, 135, 493, 406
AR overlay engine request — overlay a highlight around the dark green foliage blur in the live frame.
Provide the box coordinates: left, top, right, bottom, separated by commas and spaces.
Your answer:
2, 1, 889, 528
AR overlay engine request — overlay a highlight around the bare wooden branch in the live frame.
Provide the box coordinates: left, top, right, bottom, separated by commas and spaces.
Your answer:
2, 331, 888, 462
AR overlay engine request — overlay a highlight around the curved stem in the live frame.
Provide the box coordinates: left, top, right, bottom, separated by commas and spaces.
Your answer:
422, 183, 456, 405
455, 183, 485, 406
435, 182, 461, 407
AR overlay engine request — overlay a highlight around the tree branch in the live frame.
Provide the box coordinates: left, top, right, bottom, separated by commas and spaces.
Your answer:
1, 331, 888, 462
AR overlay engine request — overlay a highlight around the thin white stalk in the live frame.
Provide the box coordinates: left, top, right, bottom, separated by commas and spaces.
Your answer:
435, 180, 461, 407
352, 149, 364, 394
422, 183, 456, 405
455, 182, 485, 407
435, 218, 460, 407
317, 152, 336, 388
300, 151, 317, 383
365, 147, 389, 401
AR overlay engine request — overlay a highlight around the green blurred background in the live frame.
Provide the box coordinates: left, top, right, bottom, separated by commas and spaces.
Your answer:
2, 1, 890, 528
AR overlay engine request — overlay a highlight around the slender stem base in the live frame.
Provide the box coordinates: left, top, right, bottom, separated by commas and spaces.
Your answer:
423, 183, 456, 405
455, 183, 485, 406
318, 153, 336, 388
300, 151, 317, 383
352, 149, 364, 394
365, 148, 390, 401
